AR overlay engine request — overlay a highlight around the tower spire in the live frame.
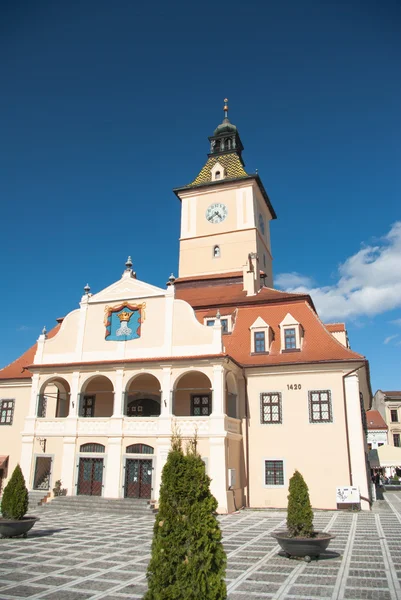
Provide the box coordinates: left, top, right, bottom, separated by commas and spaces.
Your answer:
208, 98, 244, 160
223, 98, 229, 120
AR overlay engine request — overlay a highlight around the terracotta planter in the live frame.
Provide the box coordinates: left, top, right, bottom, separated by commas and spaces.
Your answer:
0, 517, 38, 539
271, 531, 335, 562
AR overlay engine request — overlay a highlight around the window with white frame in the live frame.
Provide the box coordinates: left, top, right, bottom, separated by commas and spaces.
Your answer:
0, 400, 15, 425
260, 392, 282, 424
264, 460, 284, 485
205, 317, 229, 333
279, 313, 302, 352
309, 390, 332, 423
249, 317, 271, 354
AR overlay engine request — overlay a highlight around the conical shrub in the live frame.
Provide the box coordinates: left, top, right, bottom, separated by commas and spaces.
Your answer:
145, 436, 227, 599
286, 470, 314, 538
1, 464, 29, 520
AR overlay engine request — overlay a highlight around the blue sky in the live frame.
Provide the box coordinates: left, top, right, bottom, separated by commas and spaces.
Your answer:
0, 1, 400, 393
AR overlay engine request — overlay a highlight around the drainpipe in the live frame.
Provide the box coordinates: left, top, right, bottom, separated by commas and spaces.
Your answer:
342, 363, 371, 506
243, 369, 251, 508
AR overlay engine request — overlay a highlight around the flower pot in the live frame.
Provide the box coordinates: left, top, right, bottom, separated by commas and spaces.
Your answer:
271, 530, 335, 562
0, 517, 39, 539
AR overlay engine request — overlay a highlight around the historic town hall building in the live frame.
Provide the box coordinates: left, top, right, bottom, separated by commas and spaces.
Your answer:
0, 102, 372, 511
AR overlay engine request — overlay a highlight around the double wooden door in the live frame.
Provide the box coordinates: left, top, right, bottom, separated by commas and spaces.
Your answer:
77, 458, 104, 496
124, 459, 152, 499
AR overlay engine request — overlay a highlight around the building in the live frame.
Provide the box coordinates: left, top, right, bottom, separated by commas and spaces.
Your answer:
0, 102, 372, 511
372, 390, 401, 448
366, 410, 388, 450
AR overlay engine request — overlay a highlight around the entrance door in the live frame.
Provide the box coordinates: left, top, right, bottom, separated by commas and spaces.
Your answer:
77, 458, 104, 496
33, 457, 52, 490
124, 459, 152, 498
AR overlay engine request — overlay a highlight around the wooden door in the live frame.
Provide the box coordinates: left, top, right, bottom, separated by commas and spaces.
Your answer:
124, 459, 152, 498
77, 458, 103, 496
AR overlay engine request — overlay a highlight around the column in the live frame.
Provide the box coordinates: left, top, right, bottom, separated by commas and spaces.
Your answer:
60, 437, 77, 496
209, 437, 228, 513
20, 436, 35, 489
68, 371, 80, 418
212, 365, 225, 415
103, 437, 123, 498
344, 373, 370, 510
112, 369, 124, 417
154, 444, 170, 501
160, 366, 173, 416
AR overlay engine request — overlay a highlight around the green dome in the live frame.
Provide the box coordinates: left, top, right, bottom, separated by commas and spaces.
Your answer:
213, 118, 237, 136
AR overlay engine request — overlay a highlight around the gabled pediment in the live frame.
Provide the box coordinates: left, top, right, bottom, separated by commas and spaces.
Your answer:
249, 316, 269, 329
88, 276, 165, 304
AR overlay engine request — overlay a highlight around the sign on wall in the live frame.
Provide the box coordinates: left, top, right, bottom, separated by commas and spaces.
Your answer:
336, 486, 360, 504
104, 302, 146, 341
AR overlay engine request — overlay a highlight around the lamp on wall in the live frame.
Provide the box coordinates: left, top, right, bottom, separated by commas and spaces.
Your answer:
37, 438, 47, 453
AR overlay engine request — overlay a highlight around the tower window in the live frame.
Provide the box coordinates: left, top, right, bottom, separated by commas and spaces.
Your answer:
213, 245, 221, 258
215, 171, 221, 180
226, 139, 231, 150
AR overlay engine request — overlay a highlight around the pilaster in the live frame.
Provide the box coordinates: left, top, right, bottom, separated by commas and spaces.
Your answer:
112, 369, 124, 417
160, 366, 173, 416
68, 371, 80, 418
344, 373, 370, 510
209, 437, 228, 513
20, 436, 35, 489
103, 437, 123, 498
60, 437, 77, 496
212, 365, 225, 415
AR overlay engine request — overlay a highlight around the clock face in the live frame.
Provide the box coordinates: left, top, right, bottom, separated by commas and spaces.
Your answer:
259, 213, 265, 235
205, 203, 228, 224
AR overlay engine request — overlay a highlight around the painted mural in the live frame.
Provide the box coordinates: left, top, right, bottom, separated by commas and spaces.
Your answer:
104, 302, 146, 341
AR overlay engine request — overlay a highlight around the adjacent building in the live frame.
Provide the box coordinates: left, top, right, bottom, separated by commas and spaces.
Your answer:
372, 390, 401, 448
0, 102, 372, 511
366, 409, 388, 450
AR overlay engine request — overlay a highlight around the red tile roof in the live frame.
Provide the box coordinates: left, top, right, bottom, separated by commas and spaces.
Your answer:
366, 410, 388, 430
325, 323, 346, 333
193, 300, 364, 366
383, 391, 401, 398
0, 324, 61, 380
176, 282, 315, 310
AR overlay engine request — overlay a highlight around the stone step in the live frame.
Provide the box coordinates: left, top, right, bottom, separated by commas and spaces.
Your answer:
43, 495, 156, 515
28, 490, 50, 507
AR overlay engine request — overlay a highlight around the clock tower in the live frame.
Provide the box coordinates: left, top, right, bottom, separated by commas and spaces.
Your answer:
174, 100, 277, 286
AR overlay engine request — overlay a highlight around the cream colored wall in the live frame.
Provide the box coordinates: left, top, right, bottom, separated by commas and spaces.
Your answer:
331, 331, 348, 347
83, 378, 114, 417
0, 383, 31, 490
82, 296, 166, 356
172, 301, 215, 347
245, 368, 351, 510
226, 437, 245, 511
179, 229, 258, 277
40, 310, 80, 355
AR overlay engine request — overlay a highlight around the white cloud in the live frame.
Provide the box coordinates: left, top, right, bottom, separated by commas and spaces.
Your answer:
391, 319, 401, 327
276, 222, 401, 321
275, 272, 314, 288
384, 335, 399, 345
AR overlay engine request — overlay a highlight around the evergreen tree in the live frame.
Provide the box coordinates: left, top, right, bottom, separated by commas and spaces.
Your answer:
286, 470, 314, 538
145, 436, 226, 599
1, 464, 29, 520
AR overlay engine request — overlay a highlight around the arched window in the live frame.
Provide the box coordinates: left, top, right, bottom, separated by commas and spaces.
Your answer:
215, 171, 221, 180
80, 443, 105, 453
126, 444, 154, 454
213, 245, 221, 258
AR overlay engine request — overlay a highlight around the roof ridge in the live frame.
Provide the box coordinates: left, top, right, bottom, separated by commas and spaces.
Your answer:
304, 302, 365, 360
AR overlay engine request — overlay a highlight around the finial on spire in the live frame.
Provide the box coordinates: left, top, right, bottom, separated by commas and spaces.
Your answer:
125, 256, 133, 271
42, 326, 47, 336
84, 283, 90, 295
216, 309, 221, 320
223, 98, 228, 120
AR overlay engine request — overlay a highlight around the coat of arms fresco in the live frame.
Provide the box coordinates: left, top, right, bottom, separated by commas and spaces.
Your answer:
104, 302, 146, 341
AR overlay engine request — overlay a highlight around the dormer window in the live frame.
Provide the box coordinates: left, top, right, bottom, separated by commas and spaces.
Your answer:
280, 313, 303, 352
250, 317, 272, 354
205, 317, 229, 333
284, 328, 296, 350
211, 162, 225, 182
254, 331, 265, 353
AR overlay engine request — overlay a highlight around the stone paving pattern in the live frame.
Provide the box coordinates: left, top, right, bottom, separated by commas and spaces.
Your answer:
1, 492, 401, 600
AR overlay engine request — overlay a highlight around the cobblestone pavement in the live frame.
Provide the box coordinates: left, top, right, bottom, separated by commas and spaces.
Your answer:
1, 492, 401, 600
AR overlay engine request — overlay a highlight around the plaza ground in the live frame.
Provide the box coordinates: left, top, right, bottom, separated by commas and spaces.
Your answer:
1, 492, 401, 600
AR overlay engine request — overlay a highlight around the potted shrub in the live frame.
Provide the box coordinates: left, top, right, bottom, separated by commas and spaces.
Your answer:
271, 470, 334, 562
0, 464, 38, 538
